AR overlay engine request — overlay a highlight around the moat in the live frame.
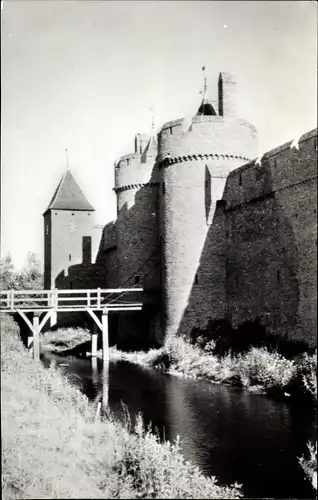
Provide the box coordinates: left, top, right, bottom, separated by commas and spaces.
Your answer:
42, 352, 316, 499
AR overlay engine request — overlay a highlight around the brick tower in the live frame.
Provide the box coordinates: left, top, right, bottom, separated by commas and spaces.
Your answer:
43, 169, 96, 289
158, 71, 258, 340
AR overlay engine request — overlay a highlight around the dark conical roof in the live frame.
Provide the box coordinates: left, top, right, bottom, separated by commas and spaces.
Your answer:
44, 169, 95, 214
196, 98, 217, 116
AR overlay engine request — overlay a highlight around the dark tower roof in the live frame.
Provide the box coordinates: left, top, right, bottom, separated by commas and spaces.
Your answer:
196, 98, 217, 116
44, 169, 95, 215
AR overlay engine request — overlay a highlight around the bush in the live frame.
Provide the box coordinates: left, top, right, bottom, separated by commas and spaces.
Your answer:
235, 348, 297, 390
298, 352, 317, 402
298, 441, 317, 491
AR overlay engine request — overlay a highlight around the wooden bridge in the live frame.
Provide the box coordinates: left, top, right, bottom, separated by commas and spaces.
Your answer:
0, 288, 143, 361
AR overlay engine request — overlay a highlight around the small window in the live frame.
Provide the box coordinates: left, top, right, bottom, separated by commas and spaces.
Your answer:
239, 173, 242, 186
134, 275, 140, 285
127, 158, 130, 165
72, 213, 74, 216
195, 274, 198, 285
162, 182, 166, 195
205, 180, 208, 188
69, 254, 72, 261
314, 139, 317, 151
169, 127, 172, 135
277, 270, 280, 284
314, 209, 317, 214
55, 212, 57, 215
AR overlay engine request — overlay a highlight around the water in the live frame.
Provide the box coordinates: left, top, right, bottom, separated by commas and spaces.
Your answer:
42, 352, 317, 499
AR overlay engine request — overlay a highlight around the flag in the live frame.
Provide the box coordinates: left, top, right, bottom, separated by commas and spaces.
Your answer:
202, 66, 206, 71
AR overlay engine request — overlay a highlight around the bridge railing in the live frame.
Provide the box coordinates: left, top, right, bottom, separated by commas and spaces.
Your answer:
0, 288, 144, 312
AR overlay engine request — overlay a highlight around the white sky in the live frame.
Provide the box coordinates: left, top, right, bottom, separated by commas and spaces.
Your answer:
1, 0, 317, 270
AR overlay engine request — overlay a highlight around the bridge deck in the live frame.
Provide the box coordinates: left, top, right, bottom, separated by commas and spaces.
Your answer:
0, 288, 143, 313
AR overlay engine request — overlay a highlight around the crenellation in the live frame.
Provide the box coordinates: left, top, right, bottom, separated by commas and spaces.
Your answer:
43, 71, 317, 349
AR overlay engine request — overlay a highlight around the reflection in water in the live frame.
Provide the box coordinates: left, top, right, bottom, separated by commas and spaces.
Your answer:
41, 352, 317, 499
102, 362, 109, 410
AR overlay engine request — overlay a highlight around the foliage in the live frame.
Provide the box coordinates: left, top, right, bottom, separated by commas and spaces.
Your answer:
298, 352, 317, 403
112, 414, 242, 499
0, 252, 43, 290
191, 318, 310, 358
298, 441, 317, 491
41, 327, 91, 353
2, 314, 242, 499
235, 347, 297, 390
108, 337, 317, 405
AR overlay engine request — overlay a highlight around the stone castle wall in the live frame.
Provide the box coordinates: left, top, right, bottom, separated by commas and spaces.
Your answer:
45, 71, 317, 349
223, 129, 317, 345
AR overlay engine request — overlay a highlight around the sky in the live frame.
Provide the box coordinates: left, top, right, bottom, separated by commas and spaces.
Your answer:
1, 0, 317, 270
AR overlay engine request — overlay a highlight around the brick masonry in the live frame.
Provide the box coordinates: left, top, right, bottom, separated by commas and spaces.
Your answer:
44, 72, 317, 348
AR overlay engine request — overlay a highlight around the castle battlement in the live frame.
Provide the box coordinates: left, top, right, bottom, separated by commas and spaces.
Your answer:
44, 69, 317, 349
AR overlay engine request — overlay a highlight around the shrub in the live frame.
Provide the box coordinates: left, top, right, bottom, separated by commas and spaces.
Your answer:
234, 348, 297, 390
298, 441, 317, 491
298, 352, 317, 400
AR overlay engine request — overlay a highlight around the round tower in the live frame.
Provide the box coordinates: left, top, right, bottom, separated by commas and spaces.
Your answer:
114, 134, 160, 290
158, 71, 258, 340
114, 133, 162, 347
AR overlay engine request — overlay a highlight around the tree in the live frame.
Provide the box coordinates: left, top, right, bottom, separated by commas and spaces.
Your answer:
0, 254, 16, 289
0, 253, 43, 290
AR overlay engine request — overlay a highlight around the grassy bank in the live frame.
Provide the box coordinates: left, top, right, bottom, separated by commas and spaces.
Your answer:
42, 326, 317, 405
2, 314, 242, 499
108, 336, 317, 407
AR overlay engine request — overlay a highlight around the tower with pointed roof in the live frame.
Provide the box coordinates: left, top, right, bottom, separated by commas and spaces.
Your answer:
43, 169, 96, 289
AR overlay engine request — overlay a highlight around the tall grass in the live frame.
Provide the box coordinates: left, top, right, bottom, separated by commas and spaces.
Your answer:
109, 336, 317, 406
1, 314, 242, 499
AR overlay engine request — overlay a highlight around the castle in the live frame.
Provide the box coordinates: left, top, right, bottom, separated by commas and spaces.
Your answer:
43, 71, 317, 348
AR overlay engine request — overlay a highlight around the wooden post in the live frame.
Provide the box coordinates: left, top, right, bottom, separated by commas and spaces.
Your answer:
91, 330, 98, 357
10, 289, 14, 310
27, 328, 33, 350
50, 310, 57, 327
32, 313, 41, 361
102, 308, 109, 362
97, 288, 101, 309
